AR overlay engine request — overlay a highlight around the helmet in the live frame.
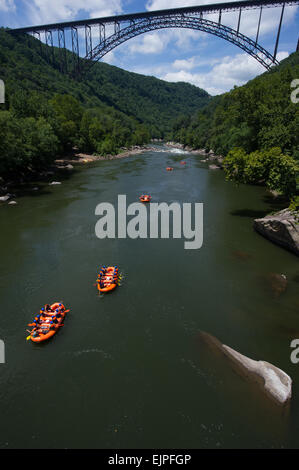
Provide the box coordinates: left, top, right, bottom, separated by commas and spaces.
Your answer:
41, 308, 45, 311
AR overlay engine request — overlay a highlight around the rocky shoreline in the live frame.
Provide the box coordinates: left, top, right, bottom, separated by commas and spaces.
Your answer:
55, 145, 155, 166
165, 141, 224, 169
254, 209, 299, 256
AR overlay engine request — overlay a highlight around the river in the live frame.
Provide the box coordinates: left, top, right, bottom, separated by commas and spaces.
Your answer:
0, 144, 299, 449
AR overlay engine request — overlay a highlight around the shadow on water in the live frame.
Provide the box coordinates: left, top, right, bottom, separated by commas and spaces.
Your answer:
263, 194, 289, 211
230, 208, 270, 218
230, 190, 288, 219
6, 167, 78, 199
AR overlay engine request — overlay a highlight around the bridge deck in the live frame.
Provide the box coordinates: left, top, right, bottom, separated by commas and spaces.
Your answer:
10, 0, 299, 34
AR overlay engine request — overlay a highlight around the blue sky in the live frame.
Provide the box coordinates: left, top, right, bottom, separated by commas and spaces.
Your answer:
0, 0, 298, 94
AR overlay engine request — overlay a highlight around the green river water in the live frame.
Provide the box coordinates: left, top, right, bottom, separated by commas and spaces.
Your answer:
0, 145, 298, 449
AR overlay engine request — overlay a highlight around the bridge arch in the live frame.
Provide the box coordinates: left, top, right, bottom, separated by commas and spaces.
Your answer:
85, 16, 279, 71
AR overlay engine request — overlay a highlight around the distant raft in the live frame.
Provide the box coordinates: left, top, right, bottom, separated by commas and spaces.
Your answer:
97, 266, 119, 293
180, 161, 186, 165
166, 167, 174, 171
27, 303, 68, 343
139, 194, 152, 203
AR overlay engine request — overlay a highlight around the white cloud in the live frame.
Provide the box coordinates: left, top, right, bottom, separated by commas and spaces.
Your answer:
127, 28, 206, 56
102, 50, 116, 65
160, 51, 289, 95
23, 0, 123, 24
0, 0, 15, 12
173, 57, 195, 70
129, 32, 168, 54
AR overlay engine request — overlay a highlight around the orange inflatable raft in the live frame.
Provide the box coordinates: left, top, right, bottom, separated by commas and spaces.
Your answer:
139, 195, 152, 203
28, 303, 68, 343
97, 266, 119, 293
166, 167, 173, 171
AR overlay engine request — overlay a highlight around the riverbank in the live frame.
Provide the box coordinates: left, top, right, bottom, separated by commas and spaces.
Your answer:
55, 145, 155, 166
0, 145, 154, 202
166, 142, 299, 256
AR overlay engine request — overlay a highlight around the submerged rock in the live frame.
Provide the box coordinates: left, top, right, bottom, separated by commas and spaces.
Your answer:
8, 201, 17, 205
209, 164, 221, 170
199, 332, 292, 406
49, 181, 62, 186
232, 250, 252, 261
254, 209, 299, 256
266, 273, 288, 297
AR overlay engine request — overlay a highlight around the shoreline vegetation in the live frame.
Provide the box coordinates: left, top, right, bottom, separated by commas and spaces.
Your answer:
0, 144, 156, 199
166, 141, 299, 257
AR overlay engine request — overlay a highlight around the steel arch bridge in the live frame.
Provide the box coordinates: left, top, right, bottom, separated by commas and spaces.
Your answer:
10, 0, 299, 75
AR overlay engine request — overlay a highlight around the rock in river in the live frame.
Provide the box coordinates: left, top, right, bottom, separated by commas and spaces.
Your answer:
254, 209, 299, 256
0, 194, 10, 202
266, 273, 288, 297
49, 181, 62, 186
199, 332, 292, 406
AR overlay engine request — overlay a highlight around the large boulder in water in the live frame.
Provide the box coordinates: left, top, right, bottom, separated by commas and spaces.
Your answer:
254, 209, 299, 256
199, 332, 292, 406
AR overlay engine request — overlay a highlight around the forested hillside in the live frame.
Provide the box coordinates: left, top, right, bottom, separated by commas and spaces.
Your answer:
172, 51, 299, 161
0, 28, 209, 178
171, 51, 299, 202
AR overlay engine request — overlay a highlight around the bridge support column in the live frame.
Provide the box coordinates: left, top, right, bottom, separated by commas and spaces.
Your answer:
33, 31, 43, 57
85, 25, 92, 58
255, 7, 263, 45
71, 26, 80, 74
274, 4, 285, 60
58, 28, 67, 73
45, 30, 55, 65
99, 24, 106, 45
237, 8, 242, 35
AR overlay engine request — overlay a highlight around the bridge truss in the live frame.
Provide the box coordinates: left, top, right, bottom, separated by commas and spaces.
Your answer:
10, 0, 299, 75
